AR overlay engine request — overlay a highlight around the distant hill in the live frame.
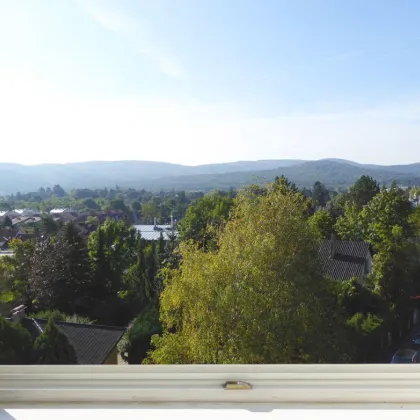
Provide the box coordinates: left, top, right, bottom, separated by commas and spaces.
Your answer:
1, 158, 420, 194
0, 159, 304, 194
137, 160, 420, 191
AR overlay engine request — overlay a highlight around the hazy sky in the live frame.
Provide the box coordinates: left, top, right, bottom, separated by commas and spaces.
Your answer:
1, 0, 420, 166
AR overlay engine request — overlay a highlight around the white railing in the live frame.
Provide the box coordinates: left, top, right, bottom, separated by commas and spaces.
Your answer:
2, 365, 420, 409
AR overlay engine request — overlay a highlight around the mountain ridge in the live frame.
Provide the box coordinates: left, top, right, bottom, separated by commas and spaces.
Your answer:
1, 158, 420, 194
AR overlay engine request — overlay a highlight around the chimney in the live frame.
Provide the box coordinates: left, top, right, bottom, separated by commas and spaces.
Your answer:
154, 217, 157, 226
170, 214, 174, 229
11, 304, 27, 323
330, 233, 336, 259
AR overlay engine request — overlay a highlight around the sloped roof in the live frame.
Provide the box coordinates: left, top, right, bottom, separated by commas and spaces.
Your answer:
319, 239, 370, 282
23, 318, 125, 364
134, 224, 178, 241
0, 228, 17, 239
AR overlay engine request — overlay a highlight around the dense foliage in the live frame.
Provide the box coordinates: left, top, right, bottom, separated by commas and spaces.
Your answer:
1, 174, 420, 365
0, 316, 33, 364
147, 181, 352, 363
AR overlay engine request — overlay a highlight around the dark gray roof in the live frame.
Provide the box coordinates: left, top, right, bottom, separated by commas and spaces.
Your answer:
23, 318, 125, 364
319, 239, 370, 282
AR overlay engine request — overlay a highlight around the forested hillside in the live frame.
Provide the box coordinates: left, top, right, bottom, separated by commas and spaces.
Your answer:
2, 158, 420, 194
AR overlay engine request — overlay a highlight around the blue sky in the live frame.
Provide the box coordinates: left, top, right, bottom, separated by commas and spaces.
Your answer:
1, 0, 420, 165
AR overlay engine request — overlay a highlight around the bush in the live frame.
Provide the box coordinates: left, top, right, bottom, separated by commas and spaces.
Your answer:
118, 304, 161, 364
30, 309, 94, 324
347, 312, 384, 362
30, 309, 66, 322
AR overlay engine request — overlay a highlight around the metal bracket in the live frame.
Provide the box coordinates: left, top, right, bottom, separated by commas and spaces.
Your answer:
223, 381, 252, 390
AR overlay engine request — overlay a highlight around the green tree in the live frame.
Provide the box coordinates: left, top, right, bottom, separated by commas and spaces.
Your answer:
83, 198, 100, 210
335, 203, 364, 241
120, 237, 153, 316
348, 176, 380, 208
0, 316, 33, 364
88, 219, 137, 296
337, 184, 415, 314
108, 199, 129, 213
308, 209, 335, 239
34, 318, 77, 364
52, 184, 66, 197
178, 192, 234, 250
312, 181, 330, 208
148, 182, 351, 364
40, 215, 60, 236
87, 219, 138, 324
142, 200, 158, 223
131, 201, 141, 212
358, 184, 412, 250
0, 239, 35, 308
29, 223, 92, 314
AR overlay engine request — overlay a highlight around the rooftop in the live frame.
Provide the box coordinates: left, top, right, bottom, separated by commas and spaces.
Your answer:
23, 318, 126, 364
319, 239, 371, 282
134, 224, 178, 241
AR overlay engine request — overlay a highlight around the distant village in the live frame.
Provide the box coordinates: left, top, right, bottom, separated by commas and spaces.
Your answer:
0, 208, 178, 256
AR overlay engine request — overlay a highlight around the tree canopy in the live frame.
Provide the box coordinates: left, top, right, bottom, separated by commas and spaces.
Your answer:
178, 192, 234, 250
148, 182, 351, 364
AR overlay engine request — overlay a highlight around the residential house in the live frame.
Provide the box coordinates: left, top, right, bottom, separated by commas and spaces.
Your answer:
318, 236, 372, 283
103, 209, 126, 221
10, 306, 126, 365
15, 209, 41, 217
49, 209, 78, 221
15, 231, 36, 242
11, 216, 42, 227
0, 228, 18, 249
0, 210, 20, 219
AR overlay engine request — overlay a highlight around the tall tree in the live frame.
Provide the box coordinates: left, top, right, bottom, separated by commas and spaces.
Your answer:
52, 184, 66, 198
141, 200, 158, 224
40, 215, 60, 236
348, 176, 380, 208
148, 181, 351, 364
88, 219, 138, 297
34, 318, 77, 364
336, 183, 416, 314
312, 181, 330, 208
29, 223, 92, 314
58, 222, 92, 312
88, 219, 138, 324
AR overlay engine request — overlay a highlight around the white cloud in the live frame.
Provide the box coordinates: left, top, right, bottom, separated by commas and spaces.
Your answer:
75, 0, 186, 78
